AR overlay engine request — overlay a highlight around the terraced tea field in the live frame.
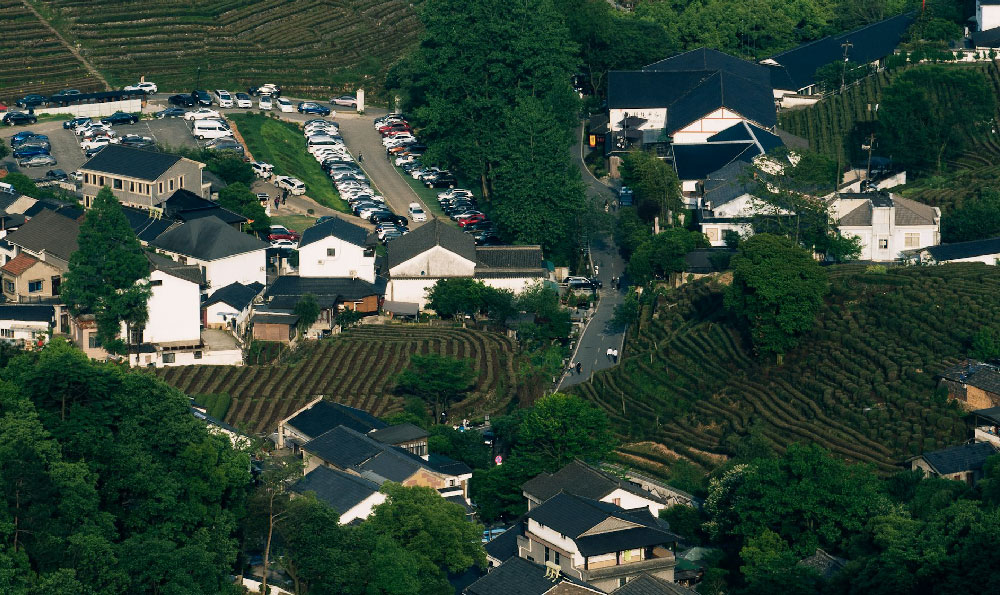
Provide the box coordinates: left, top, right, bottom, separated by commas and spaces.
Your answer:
33, 0, 423, 97
157, 325, 516, 434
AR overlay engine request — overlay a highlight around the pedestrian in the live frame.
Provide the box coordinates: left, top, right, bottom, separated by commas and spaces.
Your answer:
606, 348, 613, 360
612, 349, 619, 363
274, 197, 280, 210
358, 152, 364, 163
576, 361, 582, 374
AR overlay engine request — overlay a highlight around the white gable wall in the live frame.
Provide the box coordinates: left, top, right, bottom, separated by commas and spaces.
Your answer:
390, 245, 476, 278
142, 269, 201, 344
339, 491, 387, 524
481, 277, 543, 295
608, 108, 667, 132
298, 236, 375, 282
979, 1, 1000, 31
672, 108, 758, 144
155, 249, 267, 291
205, 300, 252, 334
603, 488, 667, 516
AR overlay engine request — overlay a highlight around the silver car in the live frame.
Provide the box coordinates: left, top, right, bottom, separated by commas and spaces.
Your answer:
19, 154, 57, 168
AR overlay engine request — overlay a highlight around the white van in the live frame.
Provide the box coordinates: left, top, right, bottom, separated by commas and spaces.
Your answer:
306, 134, 341, 148
192, 120, 232, 140
277, 97, 294, 113
408, 202, 427, 222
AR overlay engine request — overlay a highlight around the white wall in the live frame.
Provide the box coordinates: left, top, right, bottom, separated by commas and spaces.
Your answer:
143, 270, 201, 344
340, 492, 387, 524
527, 519, 584, 567
0, 320, 49, 344
937, 253, 1000, 265
980, 2, 1000, 31
386, 278, 438, 309
839, 224, 939, 261
603, 488, 666, 517
205, 301, 252, 334
390, 246, 476, 278
36, 98, 143, 118
130, 346, 243, 368
481, 277, 543, 295
201, 250, 266, 290
298, 236, 375, 282
672, 108, 759, 143
609, 108, 667, 131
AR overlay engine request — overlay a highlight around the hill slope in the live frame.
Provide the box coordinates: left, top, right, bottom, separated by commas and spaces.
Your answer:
28, 0, 422, 97
570, 264, 1000, 474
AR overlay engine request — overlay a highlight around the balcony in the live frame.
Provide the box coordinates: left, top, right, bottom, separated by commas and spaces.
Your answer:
584, 547, 676, 582
975, 426, 1000, 448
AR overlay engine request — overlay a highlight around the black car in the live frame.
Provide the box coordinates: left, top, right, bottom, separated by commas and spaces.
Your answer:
191, 90, 213, 106
84, 145, 107, 158
426, 175, 457, 189
475, 234, 504, 246
44, 169, 69, 182
15, 94, 47, 108
168, 94, 196, 107
101, 112, 139, 125
63, 116, 92, 130
369, 211, 408, 227
3, 112, 37, 126
50, 89, 81, 102
118, 135, 155, 148
11, 133, 48, 148
155, 107, 187, 119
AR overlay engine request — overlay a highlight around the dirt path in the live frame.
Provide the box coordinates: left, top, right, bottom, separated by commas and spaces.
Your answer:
20, 0, 111, 91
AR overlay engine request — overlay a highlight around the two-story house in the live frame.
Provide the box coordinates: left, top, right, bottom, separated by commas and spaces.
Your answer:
831, 192, 940, 261
79, 145, 206, 209
150, 216, 268, 291
522, 460, 673, 517
204, 281, 264, 337
290, 466, 387, 525
0, 304, 55, 347
909, 442, 1000, 486
278, 398, 429, 457
297, 216, 377, 282
517, 492, 681, 592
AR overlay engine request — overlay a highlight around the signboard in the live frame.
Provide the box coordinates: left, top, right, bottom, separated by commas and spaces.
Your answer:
589, 134, 596, 147
495, 455, 503, 465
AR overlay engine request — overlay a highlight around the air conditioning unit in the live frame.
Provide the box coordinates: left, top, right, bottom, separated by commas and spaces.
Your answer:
349, 270, 357, 279
317, 260, 325, 265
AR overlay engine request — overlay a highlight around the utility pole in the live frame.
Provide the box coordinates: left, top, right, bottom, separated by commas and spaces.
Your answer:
840, 41, 854, 92
866, 132, 876, 183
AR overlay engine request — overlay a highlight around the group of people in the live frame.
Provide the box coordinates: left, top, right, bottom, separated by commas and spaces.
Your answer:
606, 348, 619, 363
271, 189, 289, 211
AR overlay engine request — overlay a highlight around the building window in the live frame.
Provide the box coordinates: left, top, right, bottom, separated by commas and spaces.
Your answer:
99, 176, 105, 186
84, 195, 92, 208
0, 329, 12, 339
554, 551, 560, 565
619, 578, 627, 588
3, 280, 13, 293
706, 227, 720, 242
158, 182, 163, 193
162, 353, 176, 364
327, 248, 336, 257
28, 280, 43, 293
905, 233, 920, 248
179, 175, 184, 188
169, 179, 174, 191
130, 181, 135, 193
88, 335, 101, 349
545, 547, 551, 562
113, 178, 123, 190
150, 279, 163, 287
194, 351, 202, 360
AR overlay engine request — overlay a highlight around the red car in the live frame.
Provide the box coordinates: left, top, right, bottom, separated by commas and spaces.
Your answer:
379, 124, 411, 135
268, 225, 300, 242
458, 214, 487, 227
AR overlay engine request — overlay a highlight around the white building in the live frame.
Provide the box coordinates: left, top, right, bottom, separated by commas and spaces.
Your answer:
204, 281, 264, 336
150, 216, 268, 291
903, 237, 1000, 266
979, 0, 1000, 32
296, 216, 376, 282
290, 466, 387, 524
0, 305, 54, 346
698, 160, 794, 246
831, 192, 940, 261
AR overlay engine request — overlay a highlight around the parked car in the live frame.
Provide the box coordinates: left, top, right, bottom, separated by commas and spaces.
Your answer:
124, 82, 158, 94
426, 175, 457, 189
169, 94, 196, 107
276, 97, 294, 113
84, 145, 107, 158
155, 107, 187, 119
330, 95, 358, 107
10, 130, 39, 146
268, 225, 300, 241
191, 89, 213, 106
50, 89, 82, 102
80, 136, 118, 151
563, 276, 602, 290
183, 108, 222, 121
11, 133, 48, 148
101, 111, 139, 125
297, 102, 331, 116
12, 144, 50, 159
76, 121, 112, 135
3, 112, 37, 126
475, 234, 504, 246
15, 95, 47, 108
274, 176, 305, 195
19, 154, 56, 168
63, 116, 92, 130
252, 161, 274, 179
235, 92, 253, 108
457, 213, 487, 227
44, 169, 68, 181
215, 90, 234, 108
69, 170, 83, 182
270, 239, 296, 250
408, 203, 427, 222
249, 84, 281, 97
258, 95, 273, 110
118, 135, 155, 148
205, 137, 244, 155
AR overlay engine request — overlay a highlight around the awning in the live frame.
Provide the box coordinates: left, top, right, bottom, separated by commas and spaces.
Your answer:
383, 301, 419, 316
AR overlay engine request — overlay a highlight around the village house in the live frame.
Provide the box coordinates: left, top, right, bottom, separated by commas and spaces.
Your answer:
830, 192, 940, 261
0, 304, 54, 347
903, 237, 1000, 266
465, 556, 605, 595
150, 216, 268, 290
260, 275, 386, 338
296, 216, 377, 282
277, 398, 429, 457
290, 466, 387, 524
250, 312, 299, 344
971, 407, 1000, 448
937, 360, 1000, 409
673, 121, 785, 202
78, 145, 207, 209
203, 281, 264, 338
909, 442, 1000, 486
522, 460, 672, 517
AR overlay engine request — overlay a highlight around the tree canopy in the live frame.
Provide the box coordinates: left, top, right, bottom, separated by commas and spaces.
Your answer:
395, 354, 476, 419
941, 189, 1000, 243
620, 150, 683, 224
627, 228, 710, 285
217, 182, 270, 235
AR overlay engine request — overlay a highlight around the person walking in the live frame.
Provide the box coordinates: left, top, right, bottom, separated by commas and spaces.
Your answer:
575, 361, 582, 374
606, 348, 613, 360
358, 152, 364, 163
612, 349, 619, 363
273, 197, 280, 211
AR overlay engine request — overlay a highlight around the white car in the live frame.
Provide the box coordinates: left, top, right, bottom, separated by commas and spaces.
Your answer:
184, 108, 222, 121
270, 239, 296, 250
235, 92, 253, 108
439, 189, 474, 201
408, 203, 427, 222
257, 83, 281, 96
276, 97, 294, 113
124, 82, 157, 94
252, 161, 274, 179
69, 170, 83, 182
274, 176, 305, 195
80, 136, 119, 151
215, 90, 234, 108
76, 121, 112, 136
259, 95, 273, 110
395, 154, 418, 166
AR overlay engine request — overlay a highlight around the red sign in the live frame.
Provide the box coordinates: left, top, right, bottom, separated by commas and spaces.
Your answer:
495, 455, 503, 465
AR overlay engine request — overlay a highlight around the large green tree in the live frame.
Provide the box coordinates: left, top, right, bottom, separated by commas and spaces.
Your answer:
61, 188, 151, 355
627, 228, 710, 285
878, 65, 994, 172
941, 189, 1000, 243
620, 150, 683, 224
724, 234, 828, 358
395, 354, 476, 419
217, 182, 270, 235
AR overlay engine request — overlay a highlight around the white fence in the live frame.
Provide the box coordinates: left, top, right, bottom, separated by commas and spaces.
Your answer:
36, 98, 143, 118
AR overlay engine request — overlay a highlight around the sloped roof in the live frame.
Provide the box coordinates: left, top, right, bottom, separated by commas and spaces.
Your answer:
121, 206, 175, 242
765, 11, 916, 91
835, 193, 938, 227
151, 216, 267, 260
81, 145, 184, 181
607, 70, 715, 109
707, 121, 784, 153
522, 460, 666, 505
5, 209, 80, 261
974, 406, 1000, 426
1, 253, 39, 276
664, 69, 777, 132
368, 422, 429, 445
206, 281, 264, 310
387, 218, 476, 269
702, 160, 758, 207
252, 312, 298, 325
972, 27, 1000, 48
837, 201, 872, 226
303, 426, 385, 468
427, 453, 473, 476
0, 304, 54, 322
464, 556, 602, 595
475, 245, 545, 269
23, 199, 83, 221
291, 466, 381, 515
939, 361, 1000, 395
917, 442, 999, 476
797, 549, 847, 580
266, 275, 385, 304
146, 252, 203, 285
162, 189, 246, 225
484, 522, 523, 564
284, 399, 387, 440
922, 237, 1000, 262
673, 142, 759, 181
892, 195, 938, 226
611, 572, 699, 595
644, 48, 771, 84
299, 216, 375, 249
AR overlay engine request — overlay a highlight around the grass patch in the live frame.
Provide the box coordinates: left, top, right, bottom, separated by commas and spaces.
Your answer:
34, 113, 74, 122
271, 215, 318, 235
195, 393, 231, 420
228, 113, 348, 213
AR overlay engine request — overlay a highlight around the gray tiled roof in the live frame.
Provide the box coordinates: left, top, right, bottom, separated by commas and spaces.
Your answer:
892, 195, 938, 226
475, 246, 545, 269
81, 145, 182, 181
701, 160, 757, 207
464, 556, 602, 595
368, 422, 429, 445
291, 466, 380, 515
918, 442, 999, 476
266, 275, 384, 303
387, 218, 476, 269
146, 252, 203, 285
523, 460, 666, 505
206, 281, 264, 311
922, 237, 1000, 262
0, 304, 55, 323
611, 573, 699, 595
285, 400, 386, 440
5, 209, 79, 261
299, 216, 375, 249
304, 426, 384, 469
838, 201, 872, 226
151, 216, 267, 260
484, 522, 522, 563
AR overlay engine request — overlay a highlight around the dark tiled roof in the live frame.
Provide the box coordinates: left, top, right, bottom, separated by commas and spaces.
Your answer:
664, 70, 776, 132
304, 426, 385, 468
922, 237, 1000, 262
702, 160, 758, 207
151, 216, 267, 260
918, 442, 999, 476
972, 27, 1000, 48
121, 207, 175, 242
576, 526, 679, 558
684, 249, 735, 274
285, 399, 387, 440
464, 556, 602, 595
266, 275, 384, 303
81, 145, 183, 181
299, 216, 374, 249
0, 304, 54, 322
644, 48, 771, 85
939, 361, 1000, 395
974, 406, 1000, 426
387, 218, 477, 269
359, 450, 422, 483
146, 252, 203, 285
291, 466, 380, 515
672, 142, 759, 181
835, 193, 938, 227
523, 460, 665, 505
252, 312, 299, 325
611, 573, 699, 595
162, 189, 246, 225
475, 246, 545, 269
428, 453, 473, 476
797, 549, 847, 580
485, 522, 522, 563
23, 199, 83, 221
893, 196, 938, 226
206, 281, 264, 310
607, 70, 715, 109
368, 422, 429, 445
6, 209, 79, 261
765, 11, 916, 91
707, 121, 784, 153
837, 201, 872, 227
1, 253, 39, 276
